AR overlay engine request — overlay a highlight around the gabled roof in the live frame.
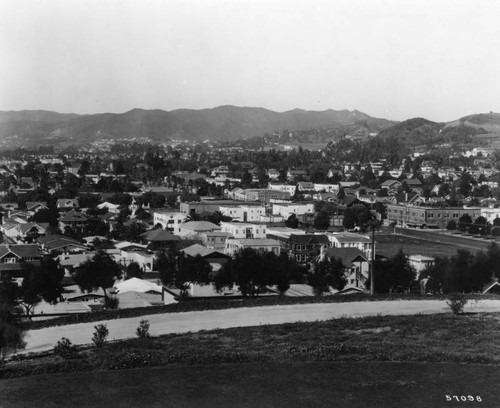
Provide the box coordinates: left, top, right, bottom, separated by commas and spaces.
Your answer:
18, 222, 49, 235
25, 201, 48, 211
289, 234, 330, 245
380, 179, 400, 188
141, 228, 181, 242
325, 247, 368, 265
181, 221, 221, 232
0, 244, 41, 259
59, 210, 88, 222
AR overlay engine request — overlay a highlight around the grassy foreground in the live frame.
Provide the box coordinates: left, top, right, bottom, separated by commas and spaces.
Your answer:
4, 312, 500, 379
3, 361, 500, 408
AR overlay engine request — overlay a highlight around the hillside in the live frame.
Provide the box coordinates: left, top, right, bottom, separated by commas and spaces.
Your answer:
0, 106, 394, 147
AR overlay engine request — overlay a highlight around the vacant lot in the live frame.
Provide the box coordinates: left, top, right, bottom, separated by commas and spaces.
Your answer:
2, 362, 499, 408
376, 233, 472, 258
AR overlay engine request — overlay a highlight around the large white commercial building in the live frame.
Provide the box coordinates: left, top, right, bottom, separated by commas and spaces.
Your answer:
220, 222, 267, 239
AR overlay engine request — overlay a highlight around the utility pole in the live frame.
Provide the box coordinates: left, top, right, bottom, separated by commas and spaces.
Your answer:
370, 222, 376, 295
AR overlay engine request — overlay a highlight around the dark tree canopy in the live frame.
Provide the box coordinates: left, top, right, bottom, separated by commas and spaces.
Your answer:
216, 248, 299, 297
308, 256, 347, 296
19, 257, 64, 316
74, 250, 122, 298
0, 277, 25, 361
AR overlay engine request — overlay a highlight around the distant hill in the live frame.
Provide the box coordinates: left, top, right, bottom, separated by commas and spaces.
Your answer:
0, 106, 394, 147
446, 112, 500, 133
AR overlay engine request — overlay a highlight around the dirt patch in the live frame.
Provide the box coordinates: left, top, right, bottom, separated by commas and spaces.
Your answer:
343, 326, 394, 335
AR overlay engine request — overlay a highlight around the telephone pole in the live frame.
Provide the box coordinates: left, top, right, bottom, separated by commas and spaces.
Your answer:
370, 223, 376, 295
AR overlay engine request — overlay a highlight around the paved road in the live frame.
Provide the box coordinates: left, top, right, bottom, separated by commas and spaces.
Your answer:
22, 299, 500, 354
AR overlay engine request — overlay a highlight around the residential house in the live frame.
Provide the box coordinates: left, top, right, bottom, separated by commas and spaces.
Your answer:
37, 235, 88, 254
178, 221, 221, 239
201, 231, 233, 252
140, 229, 181, 250
58, 210, 89, 234
327, 232, 373, 259
153, 210, 187, 234
324, 247, 369, 291
57, 198, 79, 210
181, 243, 230, 272
0, 244, 42, 277
97, 201, 121, 214
266, 232, 330, 264
408, 255, 435, 280
287, 169, 308, 182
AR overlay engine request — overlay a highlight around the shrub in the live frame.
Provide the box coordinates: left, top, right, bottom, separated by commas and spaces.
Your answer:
53, 337, 78, 359
92, 324, 109, 348
446, 293, 468, 314
136, 319, 150, 338
104, 296, 119, 310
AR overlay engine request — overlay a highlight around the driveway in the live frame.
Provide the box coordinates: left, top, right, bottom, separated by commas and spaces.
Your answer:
22, 299, 500, 353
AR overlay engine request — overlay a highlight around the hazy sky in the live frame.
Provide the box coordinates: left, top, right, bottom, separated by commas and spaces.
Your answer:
1, 0, 500, 121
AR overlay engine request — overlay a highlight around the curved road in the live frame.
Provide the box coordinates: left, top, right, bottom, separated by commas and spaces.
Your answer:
23, 299, 500, 354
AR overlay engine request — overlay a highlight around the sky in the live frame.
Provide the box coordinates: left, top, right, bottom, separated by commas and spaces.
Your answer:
1, 0, 500, 122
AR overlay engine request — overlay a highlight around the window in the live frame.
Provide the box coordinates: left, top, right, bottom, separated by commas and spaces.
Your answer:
3, 257, 17, 264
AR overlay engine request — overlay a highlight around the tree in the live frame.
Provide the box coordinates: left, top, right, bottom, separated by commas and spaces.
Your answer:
374, 249, 415, 293
313, 209, 330, 230
74, 250, 122, 300
308, 257, 347, 296
126, 262, 143, 279
0, 277, 25, 362
458, 214, 472, 232
446, 220, 457, 230
19, 257, 64, 317
285, 214, 299, 229
217, 248, 294, 297
158, 251, 212, 298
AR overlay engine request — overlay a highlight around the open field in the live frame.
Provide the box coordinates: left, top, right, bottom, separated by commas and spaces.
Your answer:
2, 361, 499, 408
375, 232, 489, 258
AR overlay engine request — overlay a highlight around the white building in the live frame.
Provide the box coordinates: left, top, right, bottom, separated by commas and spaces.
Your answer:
219, 205, 266, 222
178, 221, 221, 238
225, 238, 281, 256
481, 207, 500, 224
408, 255, 435, 280
268, 182, 297, 196
326, 232, 373, 260
153, 211, 187, 234
272, 202, 315, 218
220, 222, 267, 239
313, 183, 339, 193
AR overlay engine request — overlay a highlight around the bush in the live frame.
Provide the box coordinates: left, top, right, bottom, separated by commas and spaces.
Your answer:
104, 296, 119, 310
136, 319, 150, 338
446, 293, 468, 314
92, 324, 109, 348
53, 337, 78, 359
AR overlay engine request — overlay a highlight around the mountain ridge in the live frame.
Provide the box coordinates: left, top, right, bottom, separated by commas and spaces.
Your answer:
0, 106, 394, 146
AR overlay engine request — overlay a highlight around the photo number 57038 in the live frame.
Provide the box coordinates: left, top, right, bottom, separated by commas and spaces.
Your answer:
445, 395, 482, 402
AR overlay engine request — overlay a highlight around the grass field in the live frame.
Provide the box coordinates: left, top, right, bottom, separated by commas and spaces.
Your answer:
4, 312, 500, 407
375, 233, 470, 258
5, 312, 500, 379
2, 361, 499, 408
